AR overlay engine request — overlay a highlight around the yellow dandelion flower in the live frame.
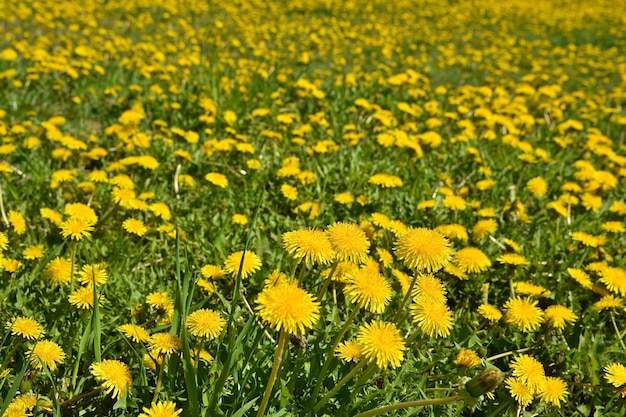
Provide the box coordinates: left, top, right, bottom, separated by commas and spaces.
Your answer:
90, 360, 132, 399
410, 298, 454, 338
368, 173, 403, 188
604, 363, 626, 388
513, 282, 551, 297
282, 228, 335, 266
255, 281, 320, 334
444, 262, 469, 280
453, 247, 491, 274
6, 316, 45, 340
64, 203, 98, 225
504, 238, 522, 252
148, 202, 171, 220
60, 217, 94, 240
2, 259, 21, 273
394, 227, 453, 273
326, 222, 370, 263
497, 253, 530, 266
186, 309, 225, 339
418, 200, 437, 210
593, 295, 622, 311
504, 297, 544, 332
527, 176, 548, 197
78, 263, 108, 286
205, 172, 228, 188
510, 354, 546, 394
197, 279, 216, 294
335, 192, 354, 204
43, 257, 73, 286
472, 219, 498, 242
572, 231, 606, 248
567, 268, 593, 289
357, 320, 405, 369
27, 340, 65, 371
435, 223, 469, 242
223, 250, 262, 279
455, 349, 481, 369
200, 264, 223, 279
411, 274, 447, 304
8, 211, 26, 235
442, 195, 467, 210
147, 291, 174, 314
118, 324, 151, 343
122, 218, 148, 236
544, 305, 578, 329
324, 261, 359, 282
40, 208, 64, 226
3, 402, 28, 417
506, 377, 534, 406
335, 340, 363, 363
138, 401, 182, 417
343, 265, 392, 313
281, 184, 299, 200
149, 333, 182, 355
600, 267, 626, 296
294, 201, 320, 219
376, 248, 394, 268
23, 244, 44, 260
477, 304, 502, 322
0, 231, 8, 250
68, 286, 103, 310
231, 213, 248, 225
601, 221, 625, 233
538, 376, 568, 407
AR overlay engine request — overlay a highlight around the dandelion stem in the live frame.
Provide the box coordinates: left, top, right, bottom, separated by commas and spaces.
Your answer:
485, 346, 534, 362
256, 328, 287, 417
297, 260, 307, 286
317, 261, 338, 300
393, 274, 418, 324
312, 359, 368, 413
152, 356, 166, 403
610, 312, 626, 351
0, 181, 8, 227
311, 307, 360, 401
353, 394, 463, 417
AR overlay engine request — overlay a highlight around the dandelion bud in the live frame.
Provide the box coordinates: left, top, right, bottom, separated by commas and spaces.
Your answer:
464, 369, 503, 398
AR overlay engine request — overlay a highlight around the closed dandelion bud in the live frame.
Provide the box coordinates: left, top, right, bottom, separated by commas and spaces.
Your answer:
464, 369, 503, 398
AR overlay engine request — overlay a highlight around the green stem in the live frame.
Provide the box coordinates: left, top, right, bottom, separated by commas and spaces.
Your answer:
393, 274, 418, 324
152, 355, 165, 403
256, 328, 287, 417
317, 261, 338, 300
353, 394, 463, 417
296, 261, 307, 286
485, 346, 533, 362
310, 307, 360, 401
70, 241, 77, 291
0, 181, 8, 226
312, 359, 368, 413
610, 312, 626, 351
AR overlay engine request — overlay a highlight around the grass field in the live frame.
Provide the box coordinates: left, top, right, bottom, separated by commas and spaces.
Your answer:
1, 0, 626, 416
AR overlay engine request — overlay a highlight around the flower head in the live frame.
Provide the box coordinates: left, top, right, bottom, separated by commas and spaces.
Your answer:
326, 222, 370, 263
139, 401, 182, 417
357, 320, 405, 369
504, 297, 544, 332
118, 324, 151, 343
506, 377, 534, 406
27, 340, 65, 371
255, 281, 320, 334
335, 340, 363, 363
282, 228, 335, 265
477, 304, 502, 322
60, 217, 94, 240
455, 349, 481, 369
453, 247, 491, 274
539, 376, 568, 407
343, 265, 392, 313
410, 298, 454, 338
186, 309, 225, 339
544, 305, 578, 329
149, 333, 182, 355
205, 172, 228, 188
6, 316, 45, 340
78, 263, 108, 286
90, 360, 132, 399
43, 257, 73, 286
510, 354, 546, 394
123, 218, 148, 236
394, 227, 453, 272
223, 250, 262, 279
605, 363, 626, 388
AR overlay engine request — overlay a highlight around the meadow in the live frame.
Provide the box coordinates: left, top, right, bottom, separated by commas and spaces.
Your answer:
1, 0, 626, 415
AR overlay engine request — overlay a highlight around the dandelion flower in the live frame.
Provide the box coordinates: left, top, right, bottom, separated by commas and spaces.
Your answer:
504, 297, 544, 332
223, 250, 262, 279
148, 202, 171, 220
23, 244, 45, 260
197, 279, 216, 294
593, 295, 622, 311
410, 298, 454, 338
40, 208, 64, 226
376, 248, 394, 268
604, 363, 626, 388
64, 203, 98, 225
282, 228, 335, 266
539, 376, 568, 407
368, 173, 403, 188
149, 333, 182, 355
544, 305, 578, 329
138, 401, 182, 417
324, 261, 358, 283
118, 324, 151, 343
497, 253, 530, 266
510, 354, 546, 394
147, 291, 174, 315
123, 218, 148, 236
335, 340, 363, 363
572, 231, 606, 247
343, 265, 392, 313
477, 304, 502, 322
60, 217, 94, 240
27, 340, 65, 371
442, 195, 467, 210
435, 223, 469, 242
43, 257, 73, 286
205, 172, 228, 188
8, 211, 26, 234
335, 192, 354, 204
231, 213, 248, 225
472, 219, 497, 242
455, 349, 481, 369
357, 321, 405, 369
78, 263, 108, 286
6, 317, 44, 340
513, 282, 551, 297
281, 184, 298, 200
326, 222, 370, 263
186, 309, 225, 339
601, 221, 625, 233
527, 176, 548, 197
394, 227, 452, 272
567, 268, 593, 289
200, 264, 223, 279
453, 247, 491, 274
506, 377, 534, 406
68, 286, 103, 310
411, 274, 447, 304
600, 267, 626, 296
255, 281, 320, 334
0, 231, 8, 250
90, 360, 132, 399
